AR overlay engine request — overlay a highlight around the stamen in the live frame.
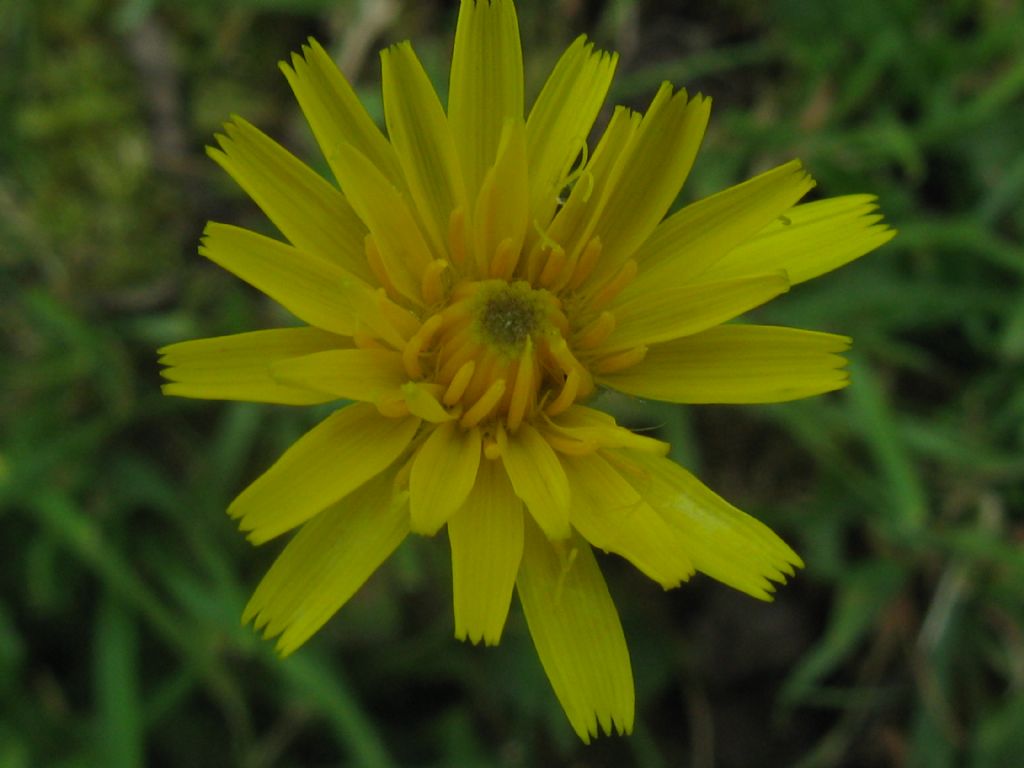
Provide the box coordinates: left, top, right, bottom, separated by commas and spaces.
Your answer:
475, 177, 500, 276
448, 207, 468, 268
443, 361, 476, 405
577, 370, 595, 400
449, 281, 482, 302
421, 259, 448, 306
546, 367, 580, 416
462, 353, 499, 405
376, 394, 411, 419
438, 335, 479, 383
353, 331, 385, 350
483, 435, 502, 460
543, 433, 599, 456
588, 259, 638, 312
547, 336, 585, 379
545, 299, 571, 337
602, 449, 648, 478
437, 297, 475, 327
365, 235, 398, 299
593, 345, 648, 374
530, 218, 561, 264
505, 337, 534, 432
393, 452, 416, 490
567, 236, 603, 290
525, 241, 548, 284
460, 379, 506, 428
489, 237, 519, 280
437, 311, 482, 378
538, 244, 568, 288
403, 314, 444, 379
575, 311, 617, 349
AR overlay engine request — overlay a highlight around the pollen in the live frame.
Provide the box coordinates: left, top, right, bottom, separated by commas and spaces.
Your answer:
399, 278, 595, 431
477, 281, 547, 352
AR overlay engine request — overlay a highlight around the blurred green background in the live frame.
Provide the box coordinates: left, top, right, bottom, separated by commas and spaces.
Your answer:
3, 0, 1024, 765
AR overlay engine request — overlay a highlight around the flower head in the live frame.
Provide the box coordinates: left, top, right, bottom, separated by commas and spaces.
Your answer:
160, 0, 894, 741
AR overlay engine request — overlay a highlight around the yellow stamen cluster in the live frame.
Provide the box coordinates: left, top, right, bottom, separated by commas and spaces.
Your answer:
353, 201, 647, 441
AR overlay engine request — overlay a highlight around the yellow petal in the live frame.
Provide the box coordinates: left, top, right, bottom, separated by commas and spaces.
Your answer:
200, 223, 376, 337
601, 273, 790, 352
499, 423, 571, 540
542, 405, 670, 455
600, 324, 851, 403
622, 450, 804, 599
160, 327, 347, 404
242, 467, 409, 656
517, 518, 634, 742
331, 142, 433, 304
448, 459, 524, 645
270, 348, 407, 403
628, 160, 815, 290
449, 0, 524, 201
281, 39, 405, 191
583, 86, 712, 289
699, 195, 897, 285
229, 403, 419, 544
380, 42, 467, 258
525, 36, 617, 230
541, 105, 641, 265
474, 119, 529, 273
209, 117, 372, 282
562, 452, 694, 588
409, 422, 481, 535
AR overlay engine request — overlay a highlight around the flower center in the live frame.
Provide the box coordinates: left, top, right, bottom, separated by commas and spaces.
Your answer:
389, 279, 594, 434
477, 281, 547, 353
360, 219, 651, 436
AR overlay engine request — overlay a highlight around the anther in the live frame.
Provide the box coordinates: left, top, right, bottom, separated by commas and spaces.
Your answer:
547, 336, 586, 380
545, 301, 570, 337
437, 315, 481, 380
483, 436, 502, 460
593, 345, 648, 374
460, 379, 506, 428
403, 314, 444, 379
525, 241, 549, 284
365, 235, 398, 298
546, 368, 581, 416
449, 281, 482, 302
588, 259, 638, 312
421, 259, 448, 306
575, 311, 617, 349
393, 453, 416, 490
538, 244, 568, 288
448, 207, 468, 268
567, 237, 603, 290
443, 361, 476, 405
353, 331, 385, 350
489, 237, 519, 280
505, 338, 535, 433
376, 395, 411, 419
543, 433, 599, 456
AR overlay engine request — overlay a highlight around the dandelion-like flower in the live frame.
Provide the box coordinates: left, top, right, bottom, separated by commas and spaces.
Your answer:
161, 0, 894, 740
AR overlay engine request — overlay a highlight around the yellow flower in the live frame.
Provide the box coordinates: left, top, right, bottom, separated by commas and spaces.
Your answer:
160, 0, 894, 741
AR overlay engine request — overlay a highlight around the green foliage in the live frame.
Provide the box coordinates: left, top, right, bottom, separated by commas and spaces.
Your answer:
2, 0, 1023, 765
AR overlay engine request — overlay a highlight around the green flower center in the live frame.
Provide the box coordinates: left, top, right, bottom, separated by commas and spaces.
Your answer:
477, 281, 548, 353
